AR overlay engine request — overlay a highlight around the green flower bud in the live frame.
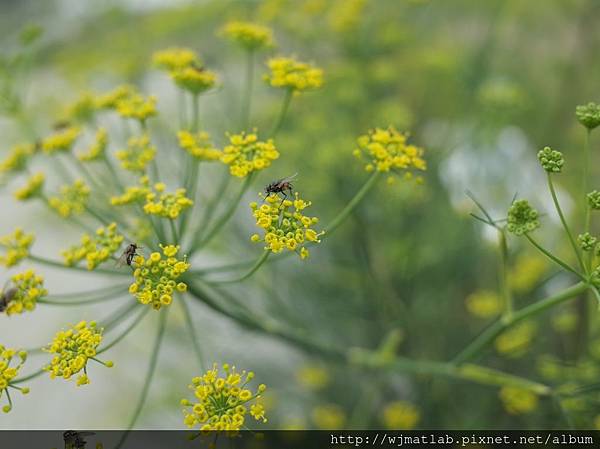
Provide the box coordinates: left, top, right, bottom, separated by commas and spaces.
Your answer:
576, 102, 600, 130
577, 232, 597, 251
507, 200, 540, 236
537, 146, 564, 173
587, 190, 600, 210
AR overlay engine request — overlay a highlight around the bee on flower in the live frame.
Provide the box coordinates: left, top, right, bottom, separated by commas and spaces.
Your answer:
1, 269, 47, 315
0, 346, 29, 413
221, 131, 279, 178
181, 363, 267, 431
0, 228, 35, 267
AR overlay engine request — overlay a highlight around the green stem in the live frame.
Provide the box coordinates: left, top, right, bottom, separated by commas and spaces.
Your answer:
98, 307, 150, 354
324, 171, 380, 236
12, 368, 45, 384
202, 251, 270, 284
498, 229, 513, 317
38, 293, 125, 306
191, 93, 200, 132
583, 128, 591, 217
270, 88, 293, 137
241, 50, 254, 131
524, 234, 584, 281
452, 281, 589, 364
547, 173, 585, 272
180, 295, 205, 371
115, 308, 168, 449
28, 254, 129, 276
46, 284, 128, 300
169, 218, 179, 244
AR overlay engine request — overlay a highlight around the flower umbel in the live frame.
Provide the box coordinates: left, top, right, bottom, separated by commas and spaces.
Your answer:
221, 21, 275, 51
48, 179, 90, 217
129, 244, 190, 310
576, 102, 600, 130
0, 228, 34, 267
41, 125, 80, 154
221, 131, 279, 177
537, 146, 564, 173
382, 401, 420, 430
2, 269, 47, 316
116, 93, 157, 123
177, 130, 221, 161
499, 386, 538, 415
171, 67, 217, 95
587, 190, 600, 210
506, 200, 540, 236
78, 128, 108, 162
181, 363, 267, 431
264, 56, 323, 93
13, 172, 45, 201
153, 47, 200, 71
0, 143, 35, 174
44, 320, 112, 386
0, 346, 29, 413
143, 183, 193, 219
111, 175, 151, 206
62, 223, 125, 270
250, 192, 322, 259
116, 134, 156, 172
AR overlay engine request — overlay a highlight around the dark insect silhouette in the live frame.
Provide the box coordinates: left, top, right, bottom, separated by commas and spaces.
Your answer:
63, 430, 95, 449
116, 243, 142, 267
0, 286, 17, 313
264, 173, 298, 203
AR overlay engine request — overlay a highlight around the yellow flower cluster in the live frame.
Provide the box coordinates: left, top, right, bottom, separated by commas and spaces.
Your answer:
465, 290, 501, 319
172, 67, 217, 95
116, 93, 157, 122
382, 401, 420, 430
221, 21, 275, 50
0, 346, 29, 413
177, 130, 221, 161
41, 125, 81, 154
116, 134, 156, 172
78, 128, 108, 162
250, 192, 322, 259
129, 244, 190, 310
221, 131, 279, 177
14, 172, 45, 201
96, 85, 137, 109
181, 363, 267, 431
264, 57, 323, 92
153, 47, 200, 71
143, 183, 193, 219
311, 404, 346, 429
0, 228, 34, 267
3, 269, 47, 316
49, 179, 90, 217
499, 386, 538, 415
111, 175, 151, 206
44, 321, 112, 386
296, 364, 330, 390
0, 143, 34, 174
495, 321, 537, 358
62, 223, 125, 270
354, 126, 427, 178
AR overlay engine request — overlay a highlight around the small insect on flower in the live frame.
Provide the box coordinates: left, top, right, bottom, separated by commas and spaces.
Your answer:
264, 173, 297, 203
116, 243, 143, 267
0, 286, 17, 313
63, 430, 95, 449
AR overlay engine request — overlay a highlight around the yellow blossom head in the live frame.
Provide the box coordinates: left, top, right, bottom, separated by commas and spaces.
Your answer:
0, 143, 35, 175
96, 85, 137, 109
78, 128, 108, 162
171, 66, 217, 95
13, 172, 45, 201
0, 345, 28, 412
62, 223, 125, 270
382, 401, 420, 429
264, 56, 323, 93
311, 404, 346, 429
153, 47, 200, 71
465, 290, 501, 319
111, 175, 151, 206
494, 321, 537, 358
2, 269, 47, 315
177, 130, 221, 161
499, 386, 538, 415
41, 125, 81, 154
48, 179, 90, 217
143, 184, 193, 219
221, 21, 275, 51
221, 131, 279, 177
116, 134, 156, 172
116, 93, 157, 123
0, 228, 34, 267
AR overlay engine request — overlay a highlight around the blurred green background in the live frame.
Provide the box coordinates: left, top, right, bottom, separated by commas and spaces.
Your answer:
2, 0, 600, 430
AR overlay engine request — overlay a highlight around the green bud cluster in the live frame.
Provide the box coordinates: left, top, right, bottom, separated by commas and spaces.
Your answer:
507, 200, 540, 236
577, 232, 597, 251
576, 102, 600, 130
537, 146, 564, 173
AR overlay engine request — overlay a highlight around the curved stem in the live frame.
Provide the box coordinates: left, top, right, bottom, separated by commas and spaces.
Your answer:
270, 89, 293, 137
98, 307, 150, 354
452, 281, 588, 364
115, 308, 168, 449
180, 295, 205, 372
28, 254, 129, 276
524, 234, 584, 281
45, 284, 129, 300
324, 171, 380, 237
12, 368, 45, 384
38, 293, 125, 306
547, 173, 585, 272
203, 251, 270, 284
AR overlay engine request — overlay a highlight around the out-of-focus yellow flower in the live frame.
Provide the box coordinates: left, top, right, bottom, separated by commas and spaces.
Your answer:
465, 290, 502, 319
13, 172, 45, 201
0, 143, 35, 174
116, 134, 156, 172
250, 192, 322, 259
509, 254, 546, 293
171, 66, 217, 95
221, 21, 275, 51
116, 93, 157, 123
264, 56, 323, 93
551, 310, 578, 333
48, 179, 90, 217
96, 85, 137, 109
328, 0, 366, 33
382, 401, 420, 429
0, 346, 28, 413
221, 131, 279, 177
2, 269, 47, 316
41, 126, 81, 154
143, 183, 193, 219
62, 223, 125, 270
594, 415, 600, 430
311, 404, 346, 429
296, 365, 330, 390
153, 47, 200, 71
181, 363, 267, 431
44, 320, 112, 386
499, 387, 538, 415
495, 321, 537, 358
111, 175, 151, 206
78, 128, 108, 162
0, 228, 34, 267
177, 130, 221, 161
129, 244, 190, 310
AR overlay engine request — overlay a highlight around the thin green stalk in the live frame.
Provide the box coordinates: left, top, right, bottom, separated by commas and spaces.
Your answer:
115, 308, 168, 449
241, 50, 255, 131
524, 234, 584, 281
180, 295, 205, 372
547, 173, 585, 272
498, 229, 513, 317
46, 284, 128, 300
169, 218, 179, 244
38, 293, 125, 306
324, 171, 380, 236
452, 281, 588, 364
28, 254, 129, 276
583, 128, 591, 216
191, 93, 200, 132
98, 307, 150, 354
101, 301, 141, 331
270, 88, 293, 137
203, 251, 270, 284
13, 368, 45, 384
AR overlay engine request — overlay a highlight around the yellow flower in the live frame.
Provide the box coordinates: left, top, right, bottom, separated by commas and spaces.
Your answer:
177, 130, 221, 161
0, 228, 34, 267
62, 223, 125, 270
296, 364, 330, 390
116, 93, 157, 122
116, 134, 156, 172
181, 363, 267, 431
495, 321, 537, 358
221, 131, 279, 177
129, 244, 190, 310
44, 320, 112, 386
264, 56, 323, 93
41, 126, 81, 154
499, 387, 538, 415
465, 290, 502, 319
153, 47, 200, 71
221, 21, 275, 51
311, 404, 346, 429
48, 179, 90, 217
171, 66, 217, 95
509, 254, 546, 293
111, 175, 151, 206
2, 269, 47, 316
78, 128, 108, 162
96, 85, 137, 109
0, 345, 28, 413
328, 0, 367, 33
382, 401, 420, 429
13, 172, 45, 201
143, 183, 193, 219
354, 126, 426, 179
0, 143, 35, 174
250, 192, 322, 259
